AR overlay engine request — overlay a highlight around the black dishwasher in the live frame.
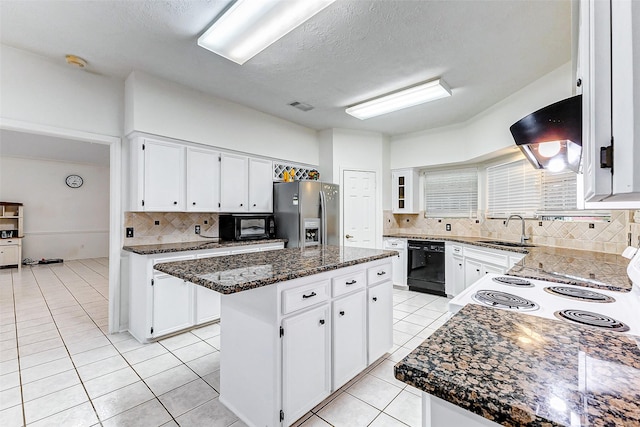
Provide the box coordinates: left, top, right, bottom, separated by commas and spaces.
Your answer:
407, 240, 446, 296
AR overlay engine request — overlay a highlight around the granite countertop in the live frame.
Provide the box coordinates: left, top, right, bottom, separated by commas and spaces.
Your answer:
384, 233, 632, 292
122, 238, 288, 255
395, 304, 640, 427
153, 245, 397, 294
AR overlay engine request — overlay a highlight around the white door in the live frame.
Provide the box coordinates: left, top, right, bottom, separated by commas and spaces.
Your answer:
452, 257, 465, 296
332, 291, 367, 389
194, 252, 228, 324
343, 170, 376, 248
367, 281, 393, 364
483, 263, 505, 276
152, 274, 193, 337
464, 259, 483, 288
282, 304, 331, 425
144, 140, 185, 211
248, 158, 273, 212
186, 147, 220, 212
220, 153, 248, 212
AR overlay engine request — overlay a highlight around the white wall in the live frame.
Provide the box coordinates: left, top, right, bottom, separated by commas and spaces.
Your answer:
321, 129, 387, 248
125, 71, 319, 165
390, 62, 574, 168
0, 156, 110, 260
0, 45, 123, 137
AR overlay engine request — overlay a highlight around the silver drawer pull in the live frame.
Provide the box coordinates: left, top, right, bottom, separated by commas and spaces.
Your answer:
302, 292, 317, 299
376, 271, 386, 276
345, 280, 357, 285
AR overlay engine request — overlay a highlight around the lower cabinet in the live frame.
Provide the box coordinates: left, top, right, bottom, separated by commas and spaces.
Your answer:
127, 242, 284, 343
282, 304, 331, 425
332, 291, 367, 389
152, 273, 194, 337
367, 280, 393, 362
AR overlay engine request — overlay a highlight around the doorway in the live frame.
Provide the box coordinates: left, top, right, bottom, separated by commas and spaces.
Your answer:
342, 170, 376, 248
0, 118, 121, 332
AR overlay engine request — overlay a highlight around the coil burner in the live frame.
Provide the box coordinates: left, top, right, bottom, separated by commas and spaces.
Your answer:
492, 276, 534, 287
472, 290, 539, 311
554, 309, 629, 332
544, 286, 615, 303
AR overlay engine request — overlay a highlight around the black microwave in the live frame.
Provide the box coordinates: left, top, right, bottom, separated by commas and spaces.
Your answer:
219, 214, 276, 241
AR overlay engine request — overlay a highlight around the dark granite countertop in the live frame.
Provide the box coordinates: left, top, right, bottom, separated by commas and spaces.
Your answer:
384, 233, 632, 292
153, 245, 397, 294
395, 304, 640, 427
122, 238, 288, 255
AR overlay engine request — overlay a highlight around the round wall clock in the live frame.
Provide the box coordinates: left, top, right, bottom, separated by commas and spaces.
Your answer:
65, 174, 84, 188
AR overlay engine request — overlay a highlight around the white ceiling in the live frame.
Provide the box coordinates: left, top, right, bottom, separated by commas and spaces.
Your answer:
0, 0, 571, 136
0, 130, 110, 166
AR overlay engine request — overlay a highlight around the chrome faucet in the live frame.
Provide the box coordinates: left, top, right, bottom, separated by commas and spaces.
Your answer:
506, 214, 529, 245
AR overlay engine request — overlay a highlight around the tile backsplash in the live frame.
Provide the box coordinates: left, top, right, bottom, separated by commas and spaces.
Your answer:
385, 210, 640, 255
124, 212, 218, 245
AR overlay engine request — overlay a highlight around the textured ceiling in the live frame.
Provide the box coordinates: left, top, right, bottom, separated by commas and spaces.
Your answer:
0, 0, 571, 136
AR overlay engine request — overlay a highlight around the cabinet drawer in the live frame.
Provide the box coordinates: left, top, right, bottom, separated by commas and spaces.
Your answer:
282, 280, 330, 315
0, 239, 20, 247
332, 270, 366, 298
367, 263, 392, 287
463, 246, 509, 268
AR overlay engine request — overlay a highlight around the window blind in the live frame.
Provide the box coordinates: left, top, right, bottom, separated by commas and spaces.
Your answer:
486, 159, 577, 218
424, 168, 478, 217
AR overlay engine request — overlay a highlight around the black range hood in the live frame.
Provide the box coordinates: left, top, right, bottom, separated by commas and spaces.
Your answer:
510, 95, 582, 172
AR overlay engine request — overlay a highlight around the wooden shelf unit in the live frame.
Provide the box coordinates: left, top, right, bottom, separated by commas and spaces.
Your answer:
0, 202, 23, 270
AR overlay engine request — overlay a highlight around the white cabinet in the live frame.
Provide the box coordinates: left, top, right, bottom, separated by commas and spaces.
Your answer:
220, 153, 249, 212
332, 291, 367, 389
464, 258, 485, 288
391, 169, 419, 214
282, 304, 331, 425
367, 280, 393, 363
445, 243, 464, 297
0, 240, 20, 268
141, 139, 185, 211
579, 0, 640, 207
383, 238, 407, 287
127, 241, 284, 342
248, 158, 274, 212
152, 273, 194, 337
186, 147, 220, 212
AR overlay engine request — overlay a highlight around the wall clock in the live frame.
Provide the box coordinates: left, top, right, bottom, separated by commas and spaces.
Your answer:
65, 174, 84, 188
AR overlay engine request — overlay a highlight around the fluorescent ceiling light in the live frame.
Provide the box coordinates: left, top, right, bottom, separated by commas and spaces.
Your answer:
345, 79, 452, 120
198, 0, 335, 65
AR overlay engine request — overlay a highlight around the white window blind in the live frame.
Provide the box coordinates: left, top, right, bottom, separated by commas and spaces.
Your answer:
486, 159, 577, 218
424, 168, 478, 217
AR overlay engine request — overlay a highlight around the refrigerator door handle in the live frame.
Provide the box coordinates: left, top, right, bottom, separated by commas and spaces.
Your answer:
320, 190, 327, 245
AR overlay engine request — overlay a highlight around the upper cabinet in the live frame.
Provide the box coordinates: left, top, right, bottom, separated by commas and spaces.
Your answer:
391, 169, 419, 214
186, 147, 220, 212
579, 0, 640, 208
248, 158, 274, 212
130, 136, 275, 213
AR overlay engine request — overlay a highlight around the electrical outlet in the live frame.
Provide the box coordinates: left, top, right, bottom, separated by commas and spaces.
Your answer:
204, 220, 208, 225
126, 227, 134, 238
589, 223, 595, 229
446, 224, 451, 231
154, 220, 160, 225
195, 225, 201, 234
539, 221, 543, 226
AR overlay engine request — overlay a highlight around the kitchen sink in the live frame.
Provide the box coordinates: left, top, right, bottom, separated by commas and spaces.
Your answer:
478, 240, 535, 248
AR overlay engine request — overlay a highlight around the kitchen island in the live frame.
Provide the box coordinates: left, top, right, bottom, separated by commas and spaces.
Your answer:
394, 303, 640, 427
154, 245, 397, 427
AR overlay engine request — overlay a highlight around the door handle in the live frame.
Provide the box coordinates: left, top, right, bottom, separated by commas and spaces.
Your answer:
372, 297, 378, 302
345, 234, 353, 239
345, 280, 357, 285
319, 319, 325, 325
302, 292, 317, 299
376, 271, 386, 276
339, 311, 345, 316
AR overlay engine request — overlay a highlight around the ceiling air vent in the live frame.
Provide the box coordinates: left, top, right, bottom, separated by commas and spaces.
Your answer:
289, 101, 314, 112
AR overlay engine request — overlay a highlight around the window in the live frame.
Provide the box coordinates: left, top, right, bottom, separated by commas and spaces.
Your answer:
486, 159, 577, 218
424, 168, 478, 217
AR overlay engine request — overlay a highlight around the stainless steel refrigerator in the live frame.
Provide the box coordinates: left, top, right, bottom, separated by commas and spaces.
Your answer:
273, 181, 340, 248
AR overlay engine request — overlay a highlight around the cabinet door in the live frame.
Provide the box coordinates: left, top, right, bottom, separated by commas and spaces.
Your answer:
193, 251, 227, 324
333, 291, 367, 389
248, 158, 273, 212
152, 274, 193, 337
464, 259, 483, 288
367, 281, 393, 365
452, 257, 465, 296
0, 244, 19, 266
282, 304, 331, 425
144, 140, 185, 211
483, 264, 505, 276
220, 153, 249, 212
186, 147, 220, 212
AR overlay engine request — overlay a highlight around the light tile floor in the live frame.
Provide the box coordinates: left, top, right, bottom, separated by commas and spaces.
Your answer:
0, 260, 450, 426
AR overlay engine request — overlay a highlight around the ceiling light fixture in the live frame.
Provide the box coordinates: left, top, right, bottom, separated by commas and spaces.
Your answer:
345, 78, 452, 120
198, 0, 336, 65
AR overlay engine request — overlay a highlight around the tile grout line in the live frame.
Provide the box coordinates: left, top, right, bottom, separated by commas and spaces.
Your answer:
9, 268, 27, 427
